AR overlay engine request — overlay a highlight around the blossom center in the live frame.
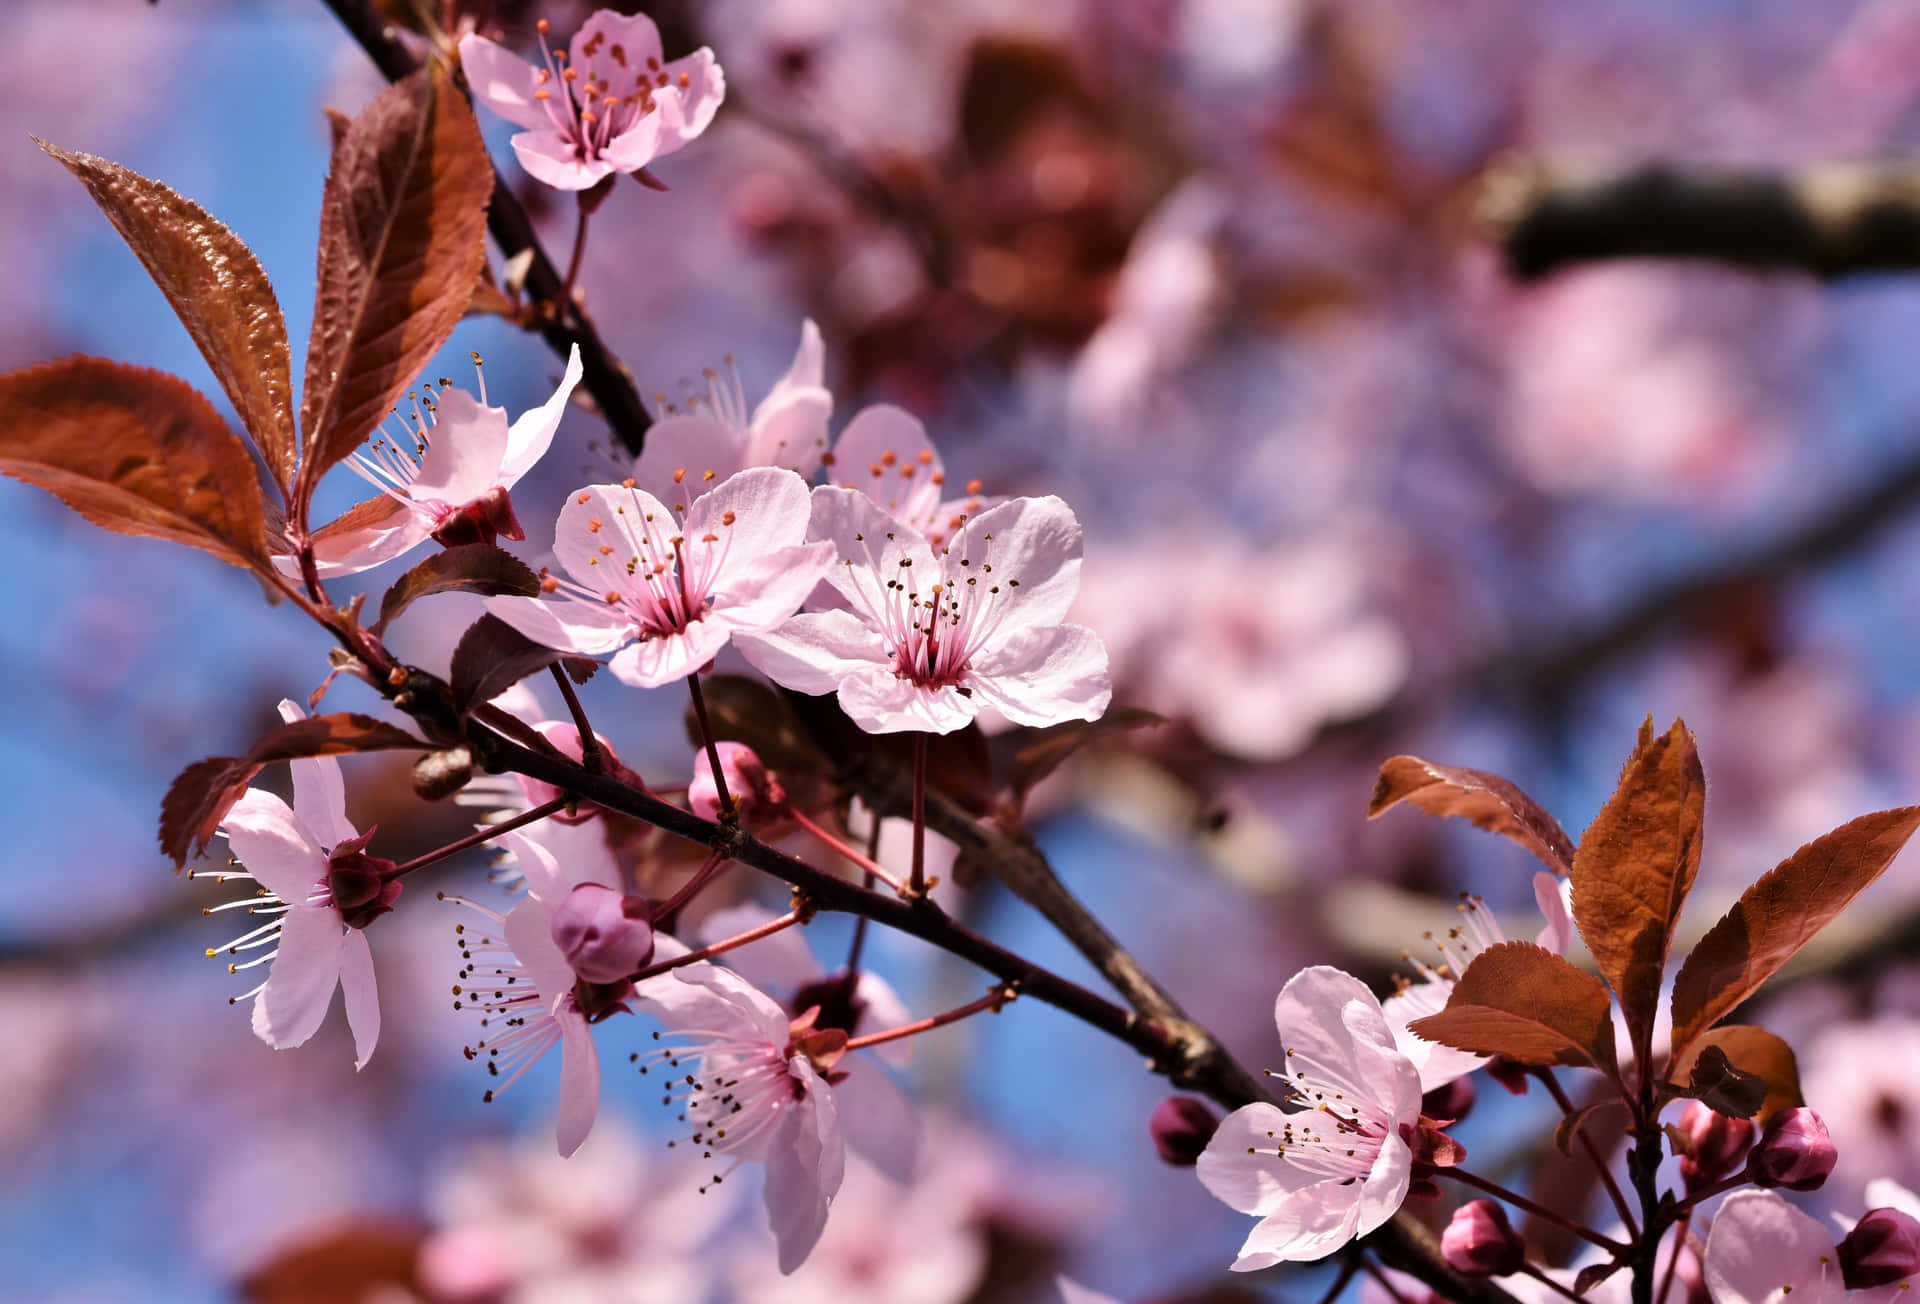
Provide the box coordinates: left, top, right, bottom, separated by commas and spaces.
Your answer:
548, 483, 749, 641
531, 24, 680, 163
1247, 1045, 1398, 1184
842, 524, 1020, 689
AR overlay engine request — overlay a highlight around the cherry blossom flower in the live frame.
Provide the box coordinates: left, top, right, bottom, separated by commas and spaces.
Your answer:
300, 345, 583, 578
458, 12, 724, 191
738, 488, 1111, 735
449, 831, 667, 1156
194, 701, 388, 1069
1381, 876, 1575, 1091
630, 320, 832, 500
634, 960, 858, 1273
1195, 966, 1422, 1270
484, 467, 832, 689
1704, 1190, 1848, 1304
822, 405, 994, 548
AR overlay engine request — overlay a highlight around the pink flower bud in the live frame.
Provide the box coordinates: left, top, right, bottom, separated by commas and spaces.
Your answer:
1749, 1108, 1837, 1191
1839, 1207, 1920, 1289
1677, 1101, 1755, 1189
1423, 1077, 1477, 1126
1442, 1200, 1527, 1277
1150, 1096, 1221, 1166
549, 883, 654, 983
690, 741, 787, 822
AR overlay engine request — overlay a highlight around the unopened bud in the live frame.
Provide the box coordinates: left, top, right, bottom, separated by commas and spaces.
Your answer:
1839, 1207, 1920, 1289
412, 747, 473, 801
1442, 1200, 1527, 1277
549, 883, 654, 983
1423, 1077, 1477, 1126
1150, 1097, 1221, 1167
1677, 1101, 1755, 1189
517, 723, 618, 821
690, 741, 787, 822
1749, 1108, 1837, 1191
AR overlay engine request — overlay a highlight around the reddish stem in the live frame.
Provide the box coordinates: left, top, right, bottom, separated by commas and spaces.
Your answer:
385, 798, 569, 879
561, 200, 590, 312
549, 664, 603, 772
909, 732, 928, 898
842, 983, 1014, 1053
685, 673, 733, 819
1438, 1167, 1628, 1255
1537, 1068, 1639, 1238
1657, 1215, 1689, 1304
652, 849, 730, 920
789, 807, 906, 893
630, 905, 804, 982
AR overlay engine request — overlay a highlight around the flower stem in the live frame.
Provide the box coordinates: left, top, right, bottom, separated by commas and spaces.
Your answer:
1437, 1167, 1628, 1255
842, 982, 1016, 1053
561, 199, 591, 314
651, 850, 730, 921
1536, 1068, 1639, 1238
788, 807, 906, 893
385, 797, 569, 879
909, 732, 928, 898
1657, 1214, 1689, 1304
685, 673, 733, 819
549, 664, 603, 772
630, 904, 804, 982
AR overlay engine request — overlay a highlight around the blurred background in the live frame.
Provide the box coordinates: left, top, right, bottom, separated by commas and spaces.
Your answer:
10, 0, 1920, 1299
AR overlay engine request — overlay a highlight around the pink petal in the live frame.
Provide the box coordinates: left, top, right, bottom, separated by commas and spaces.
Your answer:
499, 344, 584, 485
708, 541, 834, 634
339, 926, 381, 1071
553, 482, 671, 585
698, 904, 823, 991
251, 905, 345, 1050
510, 130, 614, 191
683, 466, 816, 562
735, 610, 889, 696
221, 789, 326, 902
306, 502, 433, 579
570, 8, 664, 77
411, 388, 511, 506
503, 898, 577, 1005
597, 111, 667, 174
656, 961, 795, 1048
483, 593, 635, 657
554, 1006, 601, 1157
826, 405, 943, 528
275, 700, 357, 849
1354, 1129, 1415, 1238
765, 1058, 845, 1274
1705, 1191, 1847, 1304
1534, 870, 1575, 955
839, 668, 977, 735
512, 819, 623, 896
630, 413, 749, 504
1275, 967, 1420, 1120
1197, 1102, 1318, 1215
498, 829, 567, 904
744, 385, 832, 481
456, 34, 552, 131
964, 623, 1112, 728
836, 1062, 919, 1181
1233, 1189, 1366, 1270
650, 47, 725, 158
804, 485, 943, 614
852, 971, 916, 1069
606, 619, 733, 688
945, 495, 1083, 627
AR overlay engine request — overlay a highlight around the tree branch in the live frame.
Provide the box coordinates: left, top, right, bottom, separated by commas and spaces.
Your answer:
1483, 157, 1920, 281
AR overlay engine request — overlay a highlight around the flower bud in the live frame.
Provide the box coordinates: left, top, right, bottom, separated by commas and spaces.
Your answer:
1839, 1207, 1920, 1289
1150, 1097, 1221, 1166
1748, 1108, 1837, 1191
516, 722, 619, 821
1442, 1200, 1526, 1277
549, 883, 654, 983
1676, 1101, 1755, 1189
690, 741, 787, 822
1423, 1077, 1477, 1126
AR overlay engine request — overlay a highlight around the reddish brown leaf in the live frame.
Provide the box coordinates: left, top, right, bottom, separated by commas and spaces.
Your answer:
451, 614, 593, 714
1553, 1098, 1627, 1158
0, 356, 269, 568
159, 713, 426, 868
1570, 719, 1704, 1062
1669, 1025, 1803, 1122
41, 141, 297, 498
1006, 708, 1166, 806
1368, 755, 1576, 875
297, 62, 491, 521
1669, 806, 1920, 1054
372, 543, 540, 633
1407, 941, 1621, 1081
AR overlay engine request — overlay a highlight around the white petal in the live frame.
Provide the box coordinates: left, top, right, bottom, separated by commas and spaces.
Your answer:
222, 789, 326, 902
708, 541, 834, 634
483, 593, 634, 657
805, 484, 941, 617
1197, 1102, 1319, 1215
838, 669, 977, 735
340, 927, 381, 1071
1535, 870, 1575, 955
410, 388, 510, 506
1232, 1189, 1365, 1269
764, 1100, 834, 1275
456, 34, 552, 131
499, 344, 584, 485
965, 623, 1111, 728
683, 466, 816, 564
555, 1008, 601, 1157
606, 620, 733, 688
735, 611, 889, 696
1705, 1190, 1847, 1304
276, 700, 356, 849
252, 906, 345, 1050
630, 413, 748, 504
944, 495, 1084, 628
825, 405, 943, 528
503, 898, 576, 1003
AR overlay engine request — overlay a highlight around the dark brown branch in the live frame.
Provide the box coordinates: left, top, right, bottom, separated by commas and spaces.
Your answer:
1484, 158, 1920, 281
320, 0, 655, 453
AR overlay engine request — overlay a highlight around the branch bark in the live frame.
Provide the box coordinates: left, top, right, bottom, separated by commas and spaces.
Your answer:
1483, 157, 1920, 281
